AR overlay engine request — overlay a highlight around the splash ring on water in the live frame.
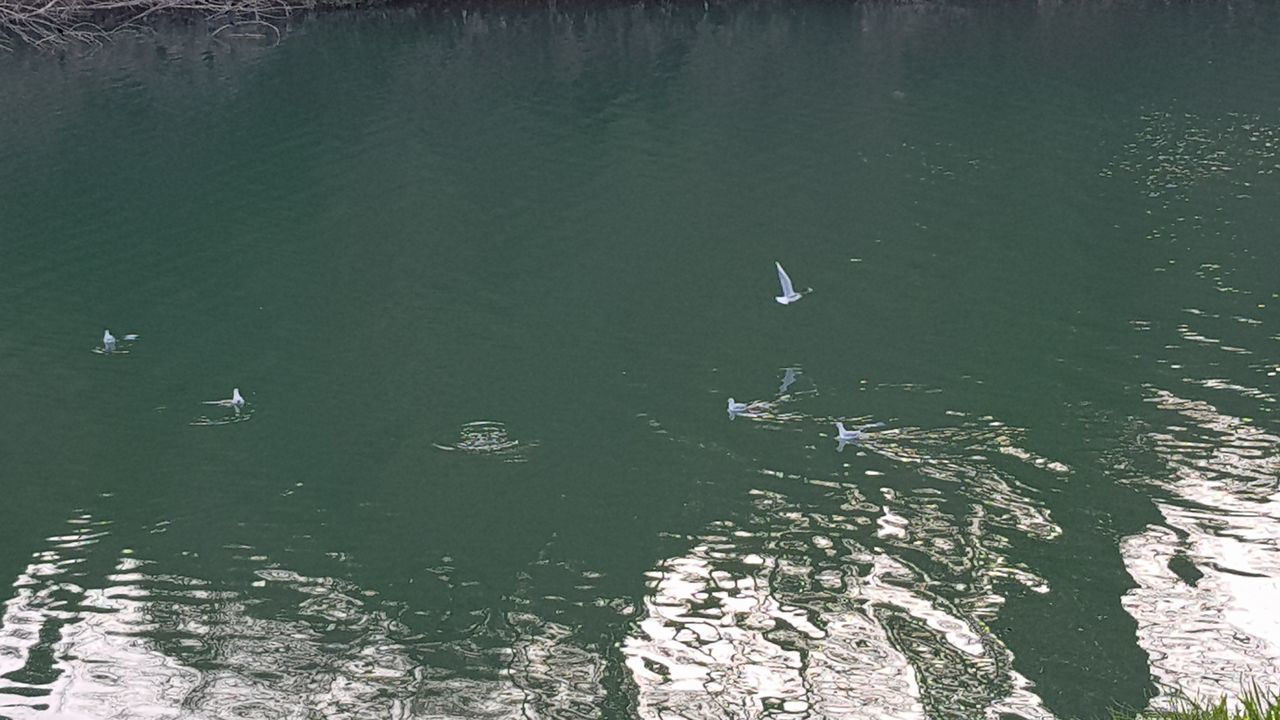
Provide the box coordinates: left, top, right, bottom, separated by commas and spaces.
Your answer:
433, 420, 528, 460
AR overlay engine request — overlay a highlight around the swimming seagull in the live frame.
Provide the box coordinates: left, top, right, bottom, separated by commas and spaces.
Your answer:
774, 262, 802, 305
835, 421, 884, 451
102, 329, 140, 353
727, 398, 750, 419
204, 388, 246, 412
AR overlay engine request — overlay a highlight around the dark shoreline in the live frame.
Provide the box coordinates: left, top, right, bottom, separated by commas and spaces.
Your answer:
0, 0, 1220, 51
2, 0, 705, 50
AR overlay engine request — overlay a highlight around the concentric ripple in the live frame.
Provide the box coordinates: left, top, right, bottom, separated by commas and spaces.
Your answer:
433, 421, 532, 462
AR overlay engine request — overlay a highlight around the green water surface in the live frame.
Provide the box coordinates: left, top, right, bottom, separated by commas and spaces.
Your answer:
2, 3, 1279, 718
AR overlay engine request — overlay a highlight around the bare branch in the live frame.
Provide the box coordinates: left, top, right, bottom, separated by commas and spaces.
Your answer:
2, 0, 308, 49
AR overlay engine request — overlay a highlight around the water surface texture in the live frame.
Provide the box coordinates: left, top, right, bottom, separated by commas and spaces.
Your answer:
2, 3, 1280, 718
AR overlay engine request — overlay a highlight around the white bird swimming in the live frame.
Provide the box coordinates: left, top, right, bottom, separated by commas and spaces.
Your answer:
727, 398, 750, 419
835, 421, 884, 451
204, 388, 246, 412
774, 261, 802, 305
102, 329, 140, 353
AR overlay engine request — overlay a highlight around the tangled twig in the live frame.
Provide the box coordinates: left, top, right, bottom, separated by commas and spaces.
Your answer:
1, 0, 308, 48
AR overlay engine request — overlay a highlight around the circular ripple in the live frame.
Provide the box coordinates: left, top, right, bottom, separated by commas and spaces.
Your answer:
433, 421, 528, 461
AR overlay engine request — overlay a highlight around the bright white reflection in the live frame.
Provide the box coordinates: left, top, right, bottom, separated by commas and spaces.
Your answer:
624, 487, 1058, 720
624, 541, 923, 720
1121, 388, 1280, 708
0, 512, 606, 719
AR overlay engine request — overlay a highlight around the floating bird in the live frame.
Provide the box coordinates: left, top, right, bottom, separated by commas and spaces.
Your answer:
102, 329, 140, 354
727, 398, 750, 419
774, 262, 802, 305
835, 421, 884, 451
204, 388, 246, 412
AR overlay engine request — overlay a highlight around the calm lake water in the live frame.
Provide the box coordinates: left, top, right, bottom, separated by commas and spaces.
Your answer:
2, 3, 1279, 718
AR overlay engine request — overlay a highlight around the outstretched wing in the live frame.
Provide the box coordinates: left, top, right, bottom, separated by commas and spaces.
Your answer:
775, 262, 795, 296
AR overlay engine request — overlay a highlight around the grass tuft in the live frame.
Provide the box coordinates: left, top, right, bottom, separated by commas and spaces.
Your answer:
1112, 685, 1280, 720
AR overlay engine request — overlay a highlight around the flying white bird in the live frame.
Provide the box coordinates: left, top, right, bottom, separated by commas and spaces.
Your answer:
774, 262, 802, 305
204, 388, 246, 412
835, 421, 884, 451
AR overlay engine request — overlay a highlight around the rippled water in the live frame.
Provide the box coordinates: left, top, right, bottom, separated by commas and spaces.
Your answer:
2, 2, 1279, 718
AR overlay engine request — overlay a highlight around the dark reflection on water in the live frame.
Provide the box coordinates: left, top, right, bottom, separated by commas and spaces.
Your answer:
3, 1, 1280, 719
